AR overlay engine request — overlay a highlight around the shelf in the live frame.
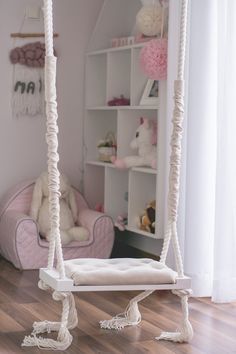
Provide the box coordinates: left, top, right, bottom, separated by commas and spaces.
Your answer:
86, 105, 159, 110
126, 226, 157, 239
87, 42, 145, 56
132, 167, 157, 174
86, 162, 157, 175
86, 160, 116, 168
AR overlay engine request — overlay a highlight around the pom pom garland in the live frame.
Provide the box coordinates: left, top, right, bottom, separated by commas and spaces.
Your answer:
136, 4, 163, 37
140, 38, 168, 80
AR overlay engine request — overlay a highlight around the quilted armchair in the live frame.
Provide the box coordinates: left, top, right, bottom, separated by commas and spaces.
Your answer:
0, 180, 114, 270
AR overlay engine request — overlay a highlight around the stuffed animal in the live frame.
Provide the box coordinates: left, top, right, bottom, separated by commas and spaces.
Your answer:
138, 200, 156, 234
30, 171, 89, 245
111, 117, 157, 169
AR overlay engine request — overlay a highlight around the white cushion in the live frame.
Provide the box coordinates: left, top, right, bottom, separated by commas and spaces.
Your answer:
64, 258, 177, 286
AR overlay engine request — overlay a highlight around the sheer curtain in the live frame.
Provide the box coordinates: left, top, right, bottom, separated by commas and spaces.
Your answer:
181, 0, 236, 302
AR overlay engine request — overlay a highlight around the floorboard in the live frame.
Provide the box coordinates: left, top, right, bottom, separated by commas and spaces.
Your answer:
0, 257, 235, 354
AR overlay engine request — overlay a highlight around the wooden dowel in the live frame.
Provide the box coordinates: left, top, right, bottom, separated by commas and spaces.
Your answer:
10, 33, 59, 38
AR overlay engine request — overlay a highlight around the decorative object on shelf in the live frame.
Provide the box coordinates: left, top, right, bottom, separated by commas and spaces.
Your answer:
111, 117, 157, 169
139, 38, 168, 80
140, 79, 159, 105
10, 42, 47, 118
97, 132, 117, 163
107, 95, 130, 106
30, 171, 89, 245
95, 203, 104, 213
136, 3, 164, 37
111, 36, 135, 48
114, 214, 128, 231
137, 200, 156, 234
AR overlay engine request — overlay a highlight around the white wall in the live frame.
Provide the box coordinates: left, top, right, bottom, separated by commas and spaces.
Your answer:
0, 0, 103, 198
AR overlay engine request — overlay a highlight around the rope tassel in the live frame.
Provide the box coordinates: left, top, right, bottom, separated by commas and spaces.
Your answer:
156, 290, 193, 343
22, 290, 78, 351
100, 290, 153, 330
100, 301, 141, 330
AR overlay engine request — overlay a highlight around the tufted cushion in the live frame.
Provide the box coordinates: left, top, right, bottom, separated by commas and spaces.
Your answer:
64, 258, 177, 286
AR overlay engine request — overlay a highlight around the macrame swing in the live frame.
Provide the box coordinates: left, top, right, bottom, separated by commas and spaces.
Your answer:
22, 0, 193, 350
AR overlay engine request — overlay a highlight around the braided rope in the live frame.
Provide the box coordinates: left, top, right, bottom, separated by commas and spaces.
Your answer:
44, 0, 65, 278
177, 0, 188, 80
160, 1, 188, 276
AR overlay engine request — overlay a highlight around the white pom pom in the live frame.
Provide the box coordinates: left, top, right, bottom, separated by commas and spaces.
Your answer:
136, 5, 163, 37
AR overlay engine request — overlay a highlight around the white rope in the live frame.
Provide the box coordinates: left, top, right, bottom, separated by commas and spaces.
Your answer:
22, 281, 78, 350
160, 0, 188, 273
43, 0, 65, 278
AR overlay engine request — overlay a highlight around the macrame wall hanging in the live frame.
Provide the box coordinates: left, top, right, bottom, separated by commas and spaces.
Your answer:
9, 41, 46, 118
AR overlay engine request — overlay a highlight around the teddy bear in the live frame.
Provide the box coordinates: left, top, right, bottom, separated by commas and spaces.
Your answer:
30, 171, 89, 245
111, 117, 157, 169
138, 200, 156, 234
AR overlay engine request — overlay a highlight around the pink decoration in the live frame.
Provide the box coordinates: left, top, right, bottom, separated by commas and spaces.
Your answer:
9, 41, 56, 68
140, 38, 168, 80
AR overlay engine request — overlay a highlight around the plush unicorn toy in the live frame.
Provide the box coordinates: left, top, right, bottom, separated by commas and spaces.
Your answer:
111, 117, 157, 169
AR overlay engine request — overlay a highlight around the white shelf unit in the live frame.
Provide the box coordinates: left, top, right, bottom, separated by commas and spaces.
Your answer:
84, 41, 167, 241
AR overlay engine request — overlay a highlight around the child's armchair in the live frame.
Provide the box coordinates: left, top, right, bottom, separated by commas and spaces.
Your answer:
0, 180, 114, 270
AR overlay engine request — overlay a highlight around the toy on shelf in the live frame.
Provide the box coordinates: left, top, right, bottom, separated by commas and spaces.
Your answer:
111, 36, 134, 48
108, 95, 130, 106
95, 203, 104, 213
115, 214, 128, 231
111, 117, 157, 169
137, 200, 156, 234
97, 132, 117, 163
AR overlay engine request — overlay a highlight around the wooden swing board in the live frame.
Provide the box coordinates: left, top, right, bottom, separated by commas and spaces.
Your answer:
39, 268, 191, 292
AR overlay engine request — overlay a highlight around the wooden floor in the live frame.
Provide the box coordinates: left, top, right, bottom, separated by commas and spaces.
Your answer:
0, 258, 236, 354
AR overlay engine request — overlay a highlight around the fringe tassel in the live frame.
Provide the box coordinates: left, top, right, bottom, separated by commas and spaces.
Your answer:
156, 291, 193, 343
12, 64, 45, 118
22, 290, 78, 351
100, 301, 141, 330
22, 329, 72, 351
100, 290, 153, 330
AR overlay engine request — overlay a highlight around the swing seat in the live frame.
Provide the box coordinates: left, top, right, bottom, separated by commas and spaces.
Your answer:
40, 259, 191, 292
64, 258, 177, 285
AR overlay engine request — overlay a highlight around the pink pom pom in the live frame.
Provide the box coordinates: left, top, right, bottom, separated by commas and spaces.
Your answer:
140, 39, 168, 80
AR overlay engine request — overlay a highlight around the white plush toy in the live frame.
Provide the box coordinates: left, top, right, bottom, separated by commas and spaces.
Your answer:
111, 117, 157, 169
30, 171, 89, 244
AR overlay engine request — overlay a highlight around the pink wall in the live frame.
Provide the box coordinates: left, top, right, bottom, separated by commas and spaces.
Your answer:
0, 0, 103, 198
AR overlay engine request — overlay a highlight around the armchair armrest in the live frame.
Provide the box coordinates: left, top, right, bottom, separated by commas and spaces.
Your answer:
78, 209, 114, 257
0, 210, 38, 269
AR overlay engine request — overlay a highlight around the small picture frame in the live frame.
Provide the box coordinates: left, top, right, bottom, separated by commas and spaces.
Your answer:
140, 80, 160, 106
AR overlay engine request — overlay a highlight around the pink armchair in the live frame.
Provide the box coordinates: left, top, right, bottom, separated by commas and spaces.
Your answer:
0, 180, 114, 270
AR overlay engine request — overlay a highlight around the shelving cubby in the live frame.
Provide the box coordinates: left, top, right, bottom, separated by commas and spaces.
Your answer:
85, 109, 117, 162
86, 53, 107, 107
117, 109, 157, 159
107, 49, 131, 104
104, 168, 129, 220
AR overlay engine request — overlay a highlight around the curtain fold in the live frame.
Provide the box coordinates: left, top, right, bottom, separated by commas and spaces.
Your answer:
181, 0, 236, 302
212, 0, 236, 303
